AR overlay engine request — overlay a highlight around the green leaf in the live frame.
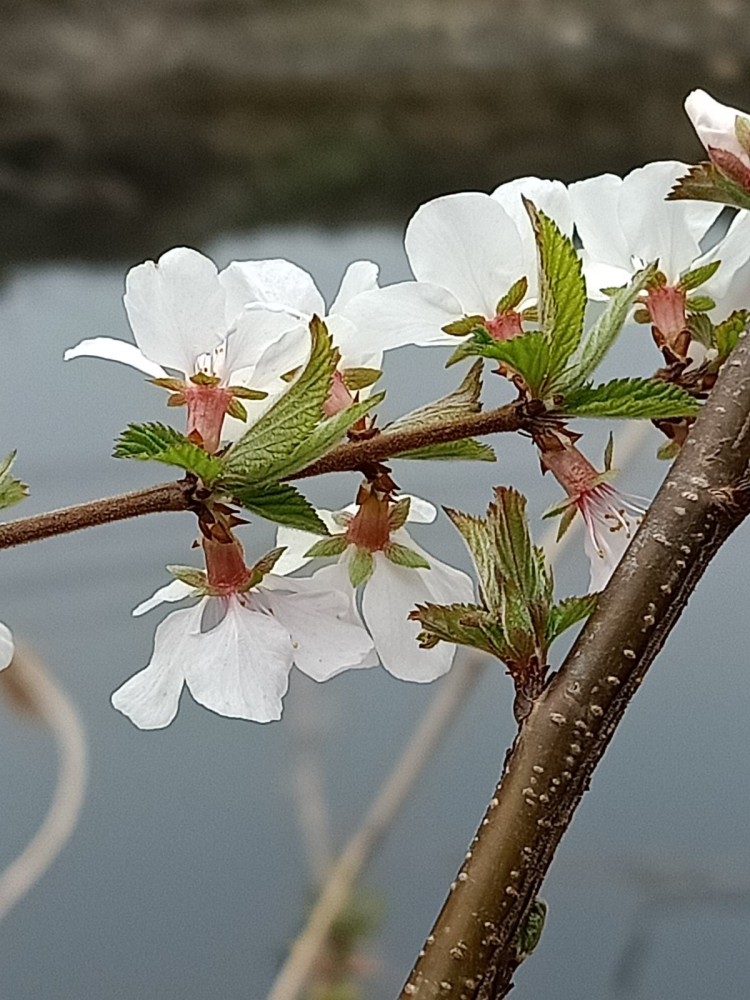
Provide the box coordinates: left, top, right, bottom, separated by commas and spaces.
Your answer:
441, 315, 486, 336
232, 482, 328, 534
488, 487, 549, 608
495, 276, 528, 314
715, 309, 749, 359
561, 264, 657, 389
678, 260, 721, 291
687, 313, 716, 350
349, 547, 374, 588
394, 439, 496, 462
305, 535, 349, 558
167, 565, 208, 590
524, 199, 586, 378
410, 602, 510, 659
114, 423, 223, 484
686, 295, 715, 313
444, 508, 502, 612
388, 360, 483, 434
250, 392, 385, 483
341, 367, 382, 391
384, 542, 430, 569
460, 330, 550, 396
560, 379, 699, 419
515, 899, 548, 963
221, 316, 338, 484
546, 594, 597, 644
668, 161, 750, 211
0, 452, 28, 510
736, 115, 750, 158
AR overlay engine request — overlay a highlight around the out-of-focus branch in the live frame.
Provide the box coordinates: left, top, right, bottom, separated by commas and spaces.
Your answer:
0, 645, 88, 921
399, 335, 750, 998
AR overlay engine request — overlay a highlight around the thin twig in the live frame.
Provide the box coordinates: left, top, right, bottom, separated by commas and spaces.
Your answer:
0, 645, 88, 921
0, 403, 527, 551
399, 337, 750, 998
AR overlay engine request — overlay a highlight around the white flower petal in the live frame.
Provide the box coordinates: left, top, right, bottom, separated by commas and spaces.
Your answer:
405, 192, 525, 316
63, 337, 167, 379
183, 597, 294, 723
111, 601, 205, 729
579, 257, 633, 301
362, 547, 472, 683
341, 281, 463, 350
0, 622, 14, 671
330, 260, 380, 313
222, 308, 303, 379
124, 248, 228, 375
618, 162, 722, 280
325, 313, 383, 371
132, 579, 197, 617
404, 495, 437, 524
258, 581, 374, 682
700, 210, 750, 312
273, 511, 343, 575
569, 173, 633, 275
219, 259, 325, 317
685, 89, 750, 165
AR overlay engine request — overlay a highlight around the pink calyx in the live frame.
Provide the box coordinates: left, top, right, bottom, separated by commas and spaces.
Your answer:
486, 310, 524, 342
645, 285, 689, 359
203, 535, 253, 594
323, 370, 355, 418
345, 492, 392, 552
185, 383, 233, 454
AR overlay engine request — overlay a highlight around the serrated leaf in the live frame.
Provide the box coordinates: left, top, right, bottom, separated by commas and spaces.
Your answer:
341, 367, 382, 391
461, 330, 550, 396
410, 602, 510, 659
221, 316, 337, 483
441, 315, 486, 336
715, 309, 749, 359
561, 264, 657, 389
668, 160, 750, 211
678, 260, 721, 291
444, 508, 502, 612
349, 548, 374, 588
560, 379, 699, 419
394, 439, 496, 462
546, 594, 597, 644
524, 199, 586, 378
232, 482, 328, 534
114, 423, 223, 483
496, 276, 528, 314
388, 360, 483, 433
247, 391, 385, 484
0, 452, 28, 510
687, 295, 715, 313
488, 487, 549, 609
384, 542, 430, 569
305, 535, 349, 558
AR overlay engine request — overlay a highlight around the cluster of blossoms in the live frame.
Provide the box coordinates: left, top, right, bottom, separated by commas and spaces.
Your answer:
2, 86, 741, 725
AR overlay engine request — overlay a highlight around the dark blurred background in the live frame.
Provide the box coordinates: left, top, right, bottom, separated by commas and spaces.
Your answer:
2, 0, 750, 265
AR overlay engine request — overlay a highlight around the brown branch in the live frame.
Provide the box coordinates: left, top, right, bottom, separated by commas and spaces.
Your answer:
399, 337, 750, 999
0, 481, 193, 549
0, 403, 526, 550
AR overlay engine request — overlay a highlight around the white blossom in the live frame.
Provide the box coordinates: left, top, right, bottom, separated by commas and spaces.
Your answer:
684, 89, 750, 167
0, 622, 13, 671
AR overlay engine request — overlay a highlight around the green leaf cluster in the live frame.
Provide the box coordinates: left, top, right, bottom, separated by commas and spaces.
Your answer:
113, 423, 224, 484
668, 161, 750, 212
560, 378, 699, 420
412, 487, 596, 676
0, 452, 28, 511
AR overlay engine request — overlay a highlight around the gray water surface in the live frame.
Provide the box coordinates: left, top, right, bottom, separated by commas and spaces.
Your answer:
1, 227, 748, 1000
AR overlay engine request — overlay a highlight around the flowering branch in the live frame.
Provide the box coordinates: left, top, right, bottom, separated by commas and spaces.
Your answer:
0, 402, 526, 550
399, 333, 750, 999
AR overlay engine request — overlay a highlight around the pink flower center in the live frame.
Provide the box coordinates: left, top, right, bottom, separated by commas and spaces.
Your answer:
344, 492, 391, 551
203, 535, 252, 594
185, 383, 233, 454
323, 370, 355, 418
485, 310, 524, 342
645, 285, 689, 358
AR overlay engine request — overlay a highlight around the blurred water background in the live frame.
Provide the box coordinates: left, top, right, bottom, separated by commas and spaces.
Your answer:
1, 3, 750, 999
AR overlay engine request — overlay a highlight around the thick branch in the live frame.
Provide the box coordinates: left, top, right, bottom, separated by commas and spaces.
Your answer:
400, 337, 750, 999
0, 403, 525, 550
